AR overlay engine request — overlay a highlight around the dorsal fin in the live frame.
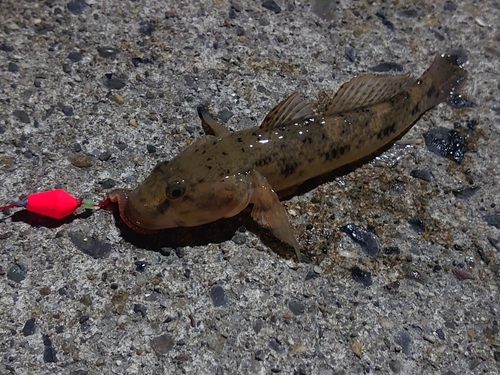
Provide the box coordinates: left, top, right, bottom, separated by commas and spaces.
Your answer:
325, 72, 412, 115
260, 92, 314, 130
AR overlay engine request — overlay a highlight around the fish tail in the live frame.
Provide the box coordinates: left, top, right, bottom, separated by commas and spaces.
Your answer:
420, 50, 468, 106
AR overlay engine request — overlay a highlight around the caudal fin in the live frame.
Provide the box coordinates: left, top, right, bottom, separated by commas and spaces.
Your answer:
420, 50, 468, 105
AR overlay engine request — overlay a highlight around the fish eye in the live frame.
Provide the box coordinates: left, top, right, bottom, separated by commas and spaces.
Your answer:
166, 180, 186, 200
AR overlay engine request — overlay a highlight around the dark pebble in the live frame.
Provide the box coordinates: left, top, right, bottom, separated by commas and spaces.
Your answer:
34, 79, 42, 87
236, 27, 245, 36
67, 0, 87, 15
22, 318, 36, 336
341, 223, 380, 256
210, 285, 227, 307
231, 232, 246, 245
452, 268, 474, 281
394, 330, 412, 358
397, 9, 418, 18
99, 178, 116, 190
62, 64, 72, 74
131, 57, 152, 66
385, 280, 400, 291
146, 144, 156, 154
443, 1, 457, 11
403, 267, 427, 283
368, 62, 403, 73
436, 328, 445, 340
139, 20, 155, 35
42, 335, 58, 362
488, 237, 500, 252
184, 269, 191, 278
8, 62, 19, 72
408, 217, 425, 233
0, 43, 14, 52
150, 333, 175, 355
384, 246, 401, 255
255, 349, 264, 361
423, 127, 467, 164
452, 186, 480, 199
447, 95, 476, 108
375, 11, 395, 31
96, 46, 120, 59
297, 364, 307, 375
79, 315, 89, 324
262, 0, 281, 13
305, 269, 319, 281
410, 169, 432, 182
494, 351, 500, 362
13, 109, 30, 124
344, 46, 356, 63
350, 266, 372, 286
55, 326, 64, 334
288, 300, 305, 315
104, 76, 126, 90
271, 369, 282, 373
218, 109, 234, 123
114, 141, 127, 151
134, 304, 147, 317
67, 51, 83, 62
483, 214, 500, 229
98, 151, 111, 161
7, 263, 27, 282
135, 260, 148, 272
69, 231, 112, 259
62, 106, 74, 116
73, 143, 81, 152
269, 338, 284, 353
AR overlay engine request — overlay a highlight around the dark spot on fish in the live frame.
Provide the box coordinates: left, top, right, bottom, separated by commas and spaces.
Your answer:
156, 198, 171, 214
222, 151, 228, 156
411, 104, 420, 116
237, 137, 243, 142
339, 146, 345, 156
241, 147, 245, 152
202, 150, 206, 155
197, 178, 205, 183
426, 85, 436, 98
255, 155, 273, 167
281, 162, 298, 178
206, 165, 212, 170
195, 148, 199, 153
322, 133, 327, 140
302, 136, 313, 144
207, 157, 212, 162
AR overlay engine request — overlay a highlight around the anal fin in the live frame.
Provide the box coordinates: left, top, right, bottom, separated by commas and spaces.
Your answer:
248, 170, 301, 260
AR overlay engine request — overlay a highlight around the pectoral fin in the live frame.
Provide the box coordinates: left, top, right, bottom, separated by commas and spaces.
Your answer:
248, 170, 301, 260
197, 106, 231, 137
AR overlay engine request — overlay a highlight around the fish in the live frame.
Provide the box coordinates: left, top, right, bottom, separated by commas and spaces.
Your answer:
108, 51, 468, 260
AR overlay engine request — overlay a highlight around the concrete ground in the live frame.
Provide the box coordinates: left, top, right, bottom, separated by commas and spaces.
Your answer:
1, 0, 499, 374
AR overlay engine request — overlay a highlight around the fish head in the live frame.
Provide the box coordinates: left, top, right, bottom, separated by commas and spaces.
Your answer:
108, 160, 252, 231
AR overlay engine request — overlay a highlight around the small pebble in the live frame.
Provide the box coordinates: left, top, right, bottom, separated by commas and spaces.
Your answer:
369, 62, 403, 73
69, 231, 112, 258
67, 0, 87, 15
262, 0, 281, 13
341, 223, 380, 256
13, 109, 30, 124
62, 106, 74, 116
350, 266, 372, 286
8, 62, 19, 72
68, 154, 94, 168
7, 263, 27, 282
394, 330, 412, 358
22, 318, 36, 336
150, 334, 175, 355
97, 46, 120, 59
109, 93, 124, 105
424, 127, 467, 164
210, 285, 227, 307
288, 300, 305, 315
67, 51, 83, 62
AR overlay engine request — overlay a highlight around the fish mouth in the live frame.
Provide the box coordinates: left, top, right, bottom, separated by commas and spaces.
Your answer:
107, 189, 160, 234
